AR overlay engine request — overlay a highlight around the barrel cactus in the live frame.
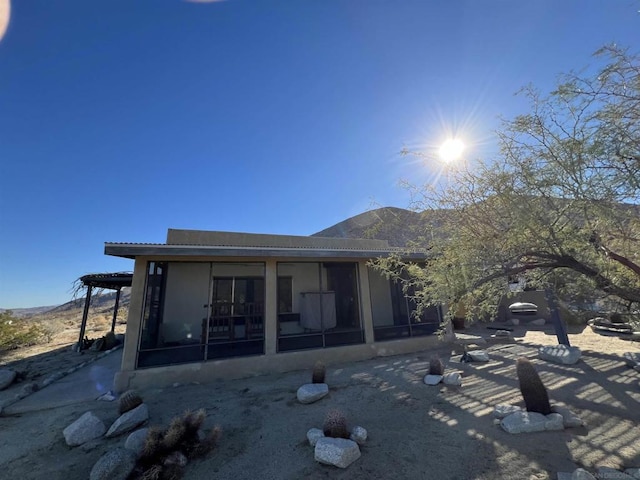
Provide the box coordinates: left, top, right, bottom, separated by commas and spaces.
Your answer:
312, 361, 326, 384
118, 390, 143, 414
516, 357, 552, 415
323, 409, 350, 439
429, 355, 445, 375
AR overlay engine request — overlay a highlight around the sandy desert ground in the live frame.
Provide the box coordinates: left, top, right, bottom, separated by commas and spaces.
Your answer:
0, 321, 639, 480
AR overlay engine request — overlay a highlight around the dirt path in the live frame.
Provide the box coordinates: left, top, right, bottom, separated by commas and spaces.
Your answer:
0, 324, 638, 480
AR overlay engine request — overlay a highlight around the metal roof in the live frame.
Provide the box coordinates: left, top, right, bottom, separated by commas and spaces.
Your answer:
104, 242, 428, 260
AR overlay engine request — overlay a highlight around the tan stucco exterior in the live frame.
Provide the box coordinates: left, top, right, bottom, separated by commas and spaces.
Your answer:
109, 230, 451, 392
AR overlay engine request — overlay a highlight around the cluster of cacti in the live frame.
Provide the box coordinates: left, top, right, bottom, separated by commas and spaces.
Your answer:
429, 355, 445, 375
312, 361, 326, 384
119, 390, 143, 414
323, 409, 350, 439
516, 357, 552, 415
132, 409, 221, 480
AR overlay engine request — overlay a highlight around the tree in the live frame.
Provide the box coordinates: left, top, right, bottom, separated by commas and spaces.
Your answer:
376, 45, 640, 322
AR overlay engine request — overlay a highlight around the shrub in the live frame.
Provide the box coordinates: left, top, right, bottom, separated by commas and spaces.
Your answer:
0, 311, 50, 351
312, 361, 326, 384
323, 409, 350, 439
428, 355, 445, 375
516, 357, 552, 415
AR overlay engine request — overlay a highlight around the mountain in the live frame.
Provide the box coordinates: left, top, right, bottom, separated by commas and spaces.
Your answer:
312, 206, 441, 247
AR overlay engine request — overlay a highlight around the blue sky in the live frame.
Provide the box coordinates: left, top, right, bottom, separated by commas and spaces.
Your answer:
0, 0, 638, 308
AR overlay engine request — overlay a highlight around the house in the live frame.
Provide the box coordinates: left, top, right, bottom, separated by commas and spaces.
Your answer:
105, 229, 452, 391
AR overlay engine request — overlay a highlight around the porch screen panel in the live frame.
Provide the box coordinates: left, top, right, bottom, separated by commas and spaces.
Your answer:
205, 263, 265, 359
277, 262, 364, 352
368, 266, 442, 341
137, 262, 210, 368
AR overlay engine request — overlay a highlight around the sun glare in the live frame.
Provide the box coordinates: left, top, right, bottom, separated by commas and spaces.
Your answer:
438, 138, 465, 163
0, 0, 9, 43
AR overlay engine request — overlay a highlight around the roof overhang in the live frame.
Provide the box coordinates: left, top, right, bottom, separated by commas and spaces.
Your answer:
104, 243, 428, 261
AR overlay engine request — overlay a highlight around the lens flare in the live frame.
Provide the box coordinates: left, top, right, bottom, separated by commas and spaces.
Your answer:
439, 138, 465, 163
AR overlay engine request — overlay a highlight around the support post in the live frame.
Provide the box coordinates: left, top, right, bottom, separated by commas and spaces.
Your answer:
545, 289, 570, 347
78, 285, 93, 351
111, 287, 121, 332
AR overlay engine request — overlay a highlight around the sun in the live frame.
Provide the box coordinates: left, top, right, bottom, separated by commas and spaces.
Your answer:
438, 138, 465, 163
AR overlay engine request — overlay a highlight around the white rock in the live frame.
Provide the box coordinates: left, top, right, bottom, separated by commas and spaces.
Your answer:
297, 383, 329, 404
423, 374, 443, 385
124, 428, 149, 457
493, 404, 523, 419
624, 468, 640, 479
106, 403, 149, 438
443, 372, 462, 386
0, 369, 17, 391
307, 428, 324, 447
623, 352, 640, 367
89, 448, 137, 480
63, 411, 107, 447
596, 467, 635, 480
539, 345, 581, 365
551, 405, 584, 428
467, 350, 490, 362
530, 319, 546, 326
545, 413, 565, 431
506, 318, 520, 326
500, 411, 547, 434
314, 437, 361, 469
349, 426, 367, 445
571, 468, 597, 480
494, 330, 512, 337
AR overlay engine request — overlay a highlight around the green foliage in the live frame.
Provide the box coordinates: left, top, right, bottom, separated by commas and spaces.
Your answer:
516, 357, 552, 415
323, 409, 350, 439
312, 361, 326, 384
375, 46, 640, 322
0, 310, 50, 351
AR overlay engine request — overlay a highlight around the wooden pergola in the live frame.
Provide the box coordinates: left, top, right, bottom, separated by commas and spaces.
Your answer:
76, 272, 133, 351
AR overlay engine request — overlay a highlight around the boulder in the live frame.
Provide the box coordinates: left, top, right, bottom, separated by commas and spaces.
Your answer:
493, 404, 522, 419
544, 413, 565, 431
106, 403, 149, 438
557, 473, 572, 480
89, 448, 136, 480
571, 468, 597, 480
314, 437, 361, 469
467, 350, 490, 362
0, 369, 16, 390
423, 375, 443, 385
551, 405, 584, 428
500, 411, 547, 434
307, 428, 324, 447
63, 411, 107, 447
443, 372, 462, 386
494, 330, 512, 337
349, 426, 367, 445
622, 352, 640, 368
506, 318, 520, 326
297, 384, 329, 404
530, 319, 546, 326
596, 467, 635, 480
124, 428, 149, 457
539, 345, 581, 365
